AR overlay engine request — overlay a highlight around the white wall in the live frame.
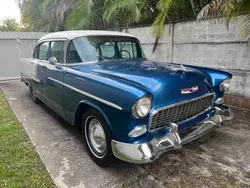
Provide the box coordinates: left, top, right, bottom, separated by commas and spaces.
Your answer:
0, 32, 47, 80
126, 19, 250, 98
0, 22, 249, 99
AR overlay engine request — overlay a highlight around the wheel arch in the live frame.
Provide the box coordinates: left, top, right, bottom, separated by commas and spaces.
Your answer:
74, 100, 112, 132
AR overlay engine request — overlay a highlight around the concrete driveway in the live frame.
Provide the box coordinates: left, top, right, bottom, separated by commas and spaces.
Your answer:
1, 80, 250, 188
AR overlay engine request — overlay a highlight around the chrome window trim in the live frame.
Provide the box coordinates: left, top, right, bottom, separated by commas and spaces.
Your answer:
38, 38, 67, 44
149, 93, 215, 132
35, 39, 67, 63
47, 77, 123, 111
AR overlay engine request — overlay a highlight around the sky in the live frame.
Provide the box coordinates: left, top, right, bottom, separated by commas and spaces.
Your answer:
0, 0, 21, 23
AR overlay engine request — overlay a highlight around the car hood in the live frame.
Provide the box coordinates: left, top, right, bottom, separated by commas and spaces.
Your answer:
72, 59, 214, 108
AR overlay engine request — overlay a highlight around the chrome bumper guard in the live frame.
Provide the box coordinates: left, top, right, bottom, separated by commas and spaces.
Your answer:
111, 106, 233, 164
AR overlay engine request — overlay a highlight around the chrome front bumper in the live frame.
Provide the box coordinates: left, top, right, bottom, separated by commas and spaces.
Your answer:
111, 106, 234, 164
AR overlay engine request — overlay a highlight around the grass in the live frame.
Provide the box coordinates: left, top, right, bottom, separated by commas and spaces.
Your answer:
0, 90, 56, 187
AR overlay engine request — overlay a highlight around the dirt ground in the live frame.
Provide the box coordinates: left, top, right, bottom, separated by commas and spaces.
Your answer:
125, 109, 250, 188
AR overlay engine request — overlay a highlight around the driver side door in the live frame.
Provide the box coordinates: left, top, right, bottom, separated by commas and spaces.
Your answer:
37, 40, 65, 118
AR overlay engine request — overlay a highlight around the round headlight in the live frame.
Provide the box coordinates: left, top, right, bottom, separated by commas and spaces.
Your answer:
132, 96, 152, 119
219, 78, 231, 92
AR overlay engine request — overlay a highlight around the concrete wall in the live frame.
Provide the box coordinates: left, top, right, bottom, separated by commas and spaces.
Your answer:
0, 23, 249, 106
0, 32, 47, 80
126, 19, 250, 102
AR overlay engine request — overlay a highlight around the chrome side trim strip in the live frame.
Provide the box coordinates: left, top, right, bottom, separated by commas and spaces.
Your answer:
21, 73, 41, 83
61, 61, 98, 66
47, 77, 123, 111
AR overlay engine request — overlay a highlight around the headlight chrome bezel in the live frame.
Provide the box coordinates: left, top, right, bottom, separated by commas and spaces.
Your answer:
219, 78, 231, 92
132, 96, 152, 119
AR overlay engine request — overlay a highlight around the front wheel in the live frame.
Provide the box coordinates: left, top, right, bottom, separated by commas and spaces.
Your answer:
82, 108, 113, 167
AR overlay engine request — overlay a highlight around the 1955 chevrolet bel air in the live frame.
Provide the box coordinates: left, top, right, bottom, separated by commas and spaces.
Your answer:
20, 30, 234, 166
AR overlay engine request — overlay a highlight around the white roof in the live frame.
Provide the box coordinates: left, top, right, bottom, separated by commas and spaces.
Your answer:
38, 30, 136, 41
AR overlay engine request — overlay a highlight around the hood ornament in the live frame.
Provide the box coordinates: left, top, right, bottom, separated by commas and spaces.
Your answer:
169, 64, 190, 72
179, 65, 186, 71
181, 86, 199, 94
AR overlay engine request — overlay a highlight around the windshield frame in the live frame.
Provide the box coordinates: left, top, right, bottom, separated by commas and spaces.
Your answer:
64, 35, 146, 65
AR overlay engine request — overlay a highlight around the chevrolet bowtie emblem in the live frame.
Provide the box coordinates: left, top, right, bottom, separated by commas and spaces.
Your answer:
181, 86, 199, 94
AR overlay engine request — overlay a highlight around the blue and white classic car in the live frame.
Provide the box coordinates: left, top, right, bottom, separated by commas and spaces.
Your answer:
21, 30, 233, 166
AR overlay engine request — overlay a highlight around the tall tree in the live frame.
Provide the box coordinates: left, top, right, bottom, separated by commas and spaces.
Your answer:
103, 0, 204, 47
103, 0, 148, 30
19, 0, 49, 31
64, 0, 113, 30
18, 0, 209, 38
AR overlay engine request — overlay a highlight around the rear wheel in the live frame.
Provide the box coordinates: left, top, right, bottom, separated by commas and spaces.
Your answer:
29, 85, 40, 104
82, 108, 113, 167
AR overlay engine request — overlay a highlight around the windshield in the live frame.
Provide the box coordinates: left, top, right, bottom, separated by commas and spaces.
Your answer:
66, 36, 146, 64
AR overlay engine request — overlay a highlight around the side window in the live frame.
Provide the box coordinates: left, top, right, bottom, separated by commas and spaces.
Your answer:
100, 42, 116, 58
38, 42, 50, 60
50, 41, 64, 63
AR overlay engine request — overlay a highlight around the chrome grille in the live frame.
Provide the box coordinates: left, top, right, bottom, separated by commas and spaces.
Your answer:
150, 94, 214, 131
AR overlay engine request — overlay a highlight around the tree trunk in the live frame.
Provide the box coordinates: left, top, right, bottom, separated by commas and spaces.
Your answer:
199, 0, 203, 9
189, 0, 197, 17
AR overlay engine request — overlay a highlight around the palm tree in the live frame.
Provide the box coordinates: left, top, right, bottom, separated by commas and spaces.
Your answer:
103, 0, 205, 50
64, 0, 115, 30
103, 0, 148, 30
197, 0, 250, 41
19, 0, 116, 31
0, 17, 20, 31
18, 0, 49, 31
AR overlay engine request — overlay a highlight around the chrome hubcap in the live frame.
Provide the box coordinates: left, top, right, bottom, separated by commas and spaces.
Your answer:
87, 117, 106, 157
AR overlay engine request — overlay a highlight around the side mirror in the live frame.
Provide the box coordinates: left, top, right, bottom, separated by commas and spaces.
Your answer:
48, 57, 58, 65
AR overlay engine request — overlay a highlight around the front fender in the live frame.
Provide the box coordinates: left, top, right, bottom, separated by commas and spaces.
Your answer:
74, 100, 111, 127
185, 65, 232, 87
185, 65, 232, 98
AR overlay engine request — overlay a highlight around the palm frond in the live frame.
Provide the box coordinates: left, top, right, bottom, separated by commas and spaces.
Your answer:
103, 0, 147, 28
152, 0, 174, 52
197, 0, 250, 41
64, 0, 94, 29
238, 14, 250, 40
197, 0, 223, 20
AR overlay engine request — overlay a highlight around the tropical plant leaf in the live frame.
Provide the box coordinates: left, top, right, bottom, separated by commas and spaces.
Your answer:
197, 0, 223, 20
152, 0, 174, 52
103, 0, 147, 29
197, 0, 250, 41
238, 14, 250, 41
